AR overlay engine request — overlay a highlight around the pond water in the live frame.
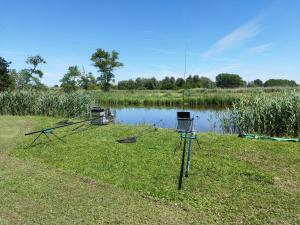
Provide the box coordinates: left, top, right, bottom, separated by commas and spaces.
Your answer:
111, 107, 224, 132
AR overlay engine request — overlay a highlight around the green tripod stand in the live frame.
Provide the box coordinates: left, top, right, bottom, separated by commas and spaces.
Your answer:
175, 132, 200, 190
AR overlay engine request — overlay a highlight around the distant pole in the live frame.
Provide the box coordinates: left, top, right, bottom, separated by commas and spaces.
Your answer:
182, 46, 187, 111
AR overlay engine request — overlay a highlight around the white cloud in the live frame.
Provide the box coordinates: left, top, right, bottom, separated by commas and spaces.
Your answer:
279, 75, 287, 79
203, 16, 264, 57
246, 42, 274, 54
190, 63, 242, 80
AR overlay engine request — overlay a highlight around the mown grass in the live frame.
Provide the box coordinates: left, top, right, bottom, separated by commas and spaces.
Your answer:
4, 116, 299, 224
0, 116, 195, 225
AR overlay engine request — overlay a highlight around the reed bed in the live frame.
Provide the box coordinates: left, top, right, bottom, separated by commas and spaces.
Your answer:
88, 87, 300, 107
0, 91, 93, 117
218, 91, 300, 137
88, 89, 240, 107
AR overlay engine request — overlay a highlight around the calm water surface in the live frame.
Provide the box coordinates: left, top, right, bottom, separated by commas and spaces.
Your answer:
111, 107, 224, 132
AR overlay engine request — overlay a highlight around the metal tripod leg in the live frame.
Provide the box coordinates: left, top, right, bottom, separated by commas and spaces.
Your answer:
71, 123, 86, 131
43, 132, 51, 143
178, 137, 187, 190
185, 136, 193, 177
195, 136, 201, 151
28, 132, 43, 147
52, 133, 65, 142
173, 138, 182, 155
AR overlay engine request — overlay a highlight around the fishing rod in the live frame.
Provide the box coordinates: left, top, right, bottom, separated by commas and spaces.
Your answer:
25, 118, 95, 136
117, 120, 163, 143
24, 117, 106, 147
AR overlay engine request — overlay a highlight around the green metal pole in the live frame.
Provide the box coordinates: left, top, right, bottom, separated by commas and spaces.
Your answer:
178, 135, 187, 190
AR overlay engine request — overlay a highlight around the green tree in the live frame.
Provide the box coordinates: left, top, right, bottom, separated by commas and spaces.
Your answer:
160, 76, 176, 90
216, 73, 245, 88
26, 55, 46, 87
198, 76, 215, 88
79, 72, 98, 90
117, 80, 128, 90
264, 79, 297, 87
91, 49, 123, 91
8, 69, 19, 90
144, 77, 158, 90
60, 66, 81, 92
127, 79, 136, 90
248, 79, 264, 87
0, 56, 13, 91
175, 78, 185, 89
17, 55, 47, 89
185, 75, 194, 88
253, 79, 263, 87
135, 77, 144, 89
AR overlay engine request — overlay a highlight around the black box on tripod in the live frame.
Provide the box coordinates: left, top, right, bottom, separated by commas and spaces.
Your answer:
91, 107, 105, 125
176, 111, 193, 133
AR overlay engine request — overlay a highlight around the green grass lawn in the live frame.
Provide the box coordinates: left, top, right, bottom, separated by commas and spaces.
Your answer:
1, 116, 299, 224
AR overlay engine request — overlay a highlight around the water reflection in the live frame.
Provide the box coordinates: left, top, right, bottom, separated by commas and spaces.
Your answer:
111, 107, 223, 132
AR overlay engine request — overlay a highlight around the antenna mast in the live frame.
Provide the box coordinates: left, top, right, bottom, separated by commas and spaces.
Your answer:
182, 46, 187, 110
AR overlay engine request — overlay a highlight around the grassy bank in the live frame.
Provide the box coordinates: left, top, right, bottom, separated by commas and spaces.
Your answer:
1, 116, 299, 224
0, 116, 193, 225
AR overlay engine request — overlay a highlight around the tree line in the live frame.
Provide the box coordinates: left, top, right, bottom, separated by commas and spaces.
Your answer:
0, 49, 299, 92
117, 74, 298, 90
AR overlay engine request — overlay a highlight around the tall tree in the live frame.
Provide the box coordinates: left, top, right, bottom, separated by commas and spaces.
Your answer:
248, 79, 263, 87
216, 73, 245, 88
18, 55, 46, 89
60, 66, 81, 92
0, 56, 12, 91
145, 77, 158, 90
185, 75, 194, 88
91, 49, 123, 91
79, 72, 98, 90
175, 77, 185, 89
198, 76, 215, 88
160, 76, 176, 90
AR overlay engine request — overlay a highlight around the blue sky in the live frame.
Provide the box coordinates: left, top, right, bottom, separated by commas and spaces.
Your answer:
0, 0, 299, 86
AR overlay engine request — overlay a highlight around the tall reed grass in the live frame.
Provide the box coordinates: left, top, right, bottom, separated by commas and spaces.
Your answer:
88, 89, 239, 107
217, 91, 300, 137
0, 91, 93, 117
